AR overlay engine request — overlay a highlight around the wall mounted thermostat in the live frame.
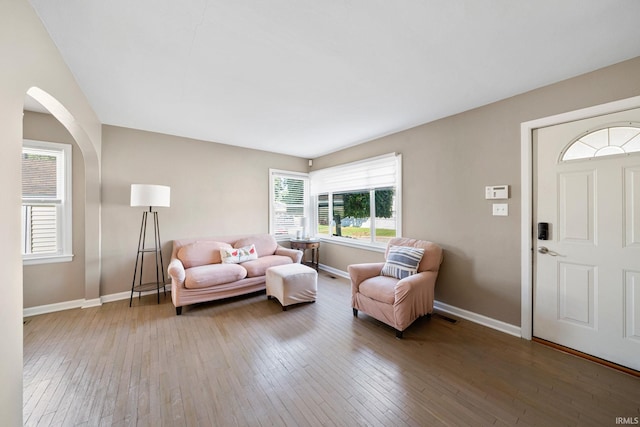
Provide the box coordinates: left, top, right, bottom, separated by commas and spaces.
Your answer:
485, 185, 509, 200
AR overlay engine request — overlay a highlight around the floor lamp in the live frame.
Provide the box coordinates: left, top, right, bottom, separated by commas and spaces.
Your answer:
129, 184, 170, 306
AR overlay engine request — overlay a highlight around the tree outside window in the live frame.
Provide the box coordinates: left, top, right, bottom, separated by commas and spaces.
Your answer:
323, 187, 396, 244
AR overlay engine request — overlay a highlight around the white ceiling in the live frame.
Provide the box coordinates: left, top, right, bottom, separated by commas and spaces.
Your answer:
27, 0, 640, 158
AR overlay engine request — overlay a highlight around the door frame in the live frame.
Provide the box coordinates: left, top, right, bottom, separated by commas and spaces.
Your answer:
520, 95, 640, 340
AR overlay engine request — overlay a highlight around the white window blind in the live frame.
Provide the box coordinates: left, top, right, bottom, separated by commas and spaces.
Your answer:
269, 169, 309, 238
309, 153, 400, 195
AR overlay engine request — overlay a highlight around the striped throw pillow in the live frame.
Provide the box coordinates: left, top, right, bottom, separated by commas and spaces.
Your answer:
381, 246, 425, 279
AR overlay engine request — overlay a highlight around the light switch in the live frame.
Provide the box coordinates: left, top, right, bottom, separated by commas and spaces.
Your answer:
492, 203, 508, 216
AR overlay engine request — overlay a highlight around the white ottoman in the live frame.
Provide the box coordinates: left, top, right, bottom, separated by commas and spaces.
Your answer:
266, 263, 318, 310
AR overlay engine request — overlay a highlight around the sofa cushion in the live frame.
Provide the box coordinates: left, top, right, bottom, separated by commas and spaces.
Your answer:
184, 263, 247, 289
381, 245, 424, 279
241, 255, 293, 278
220, 244, 258, 264
177, 241, 232, 268
359, 275, 398, 304
234, 234, 277, 258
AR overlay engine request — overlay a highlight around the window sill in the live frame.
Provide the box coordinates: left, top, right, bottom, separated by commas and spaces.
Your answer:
317, 236, 387, 253
276, 235, 387, 253
23, 254, 74, 266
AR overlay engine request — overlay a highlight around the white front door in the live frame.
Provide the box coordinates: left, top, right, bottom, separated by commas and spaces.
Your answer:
533, 108, 640, 371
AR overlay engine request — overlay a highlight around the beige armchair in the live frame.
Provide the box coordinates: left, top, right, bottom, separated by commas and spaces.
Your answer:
348, 237, 443, 338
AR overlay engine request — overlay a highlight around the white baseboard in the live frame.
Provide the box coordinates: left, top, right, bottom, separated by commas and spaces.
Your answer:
23, 287, 167, 318
319, 264, 350, 279
100, 290, 133, 304
82, 298, 102, 309
24, 272, 521, 339
101, 287, 168, 304
23, 298, 86, 318
434, 300, 522, 338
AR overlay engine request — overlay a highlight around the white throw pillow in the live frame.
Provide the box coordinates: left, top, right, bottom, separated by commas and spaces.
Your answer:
220, 244, 258, 264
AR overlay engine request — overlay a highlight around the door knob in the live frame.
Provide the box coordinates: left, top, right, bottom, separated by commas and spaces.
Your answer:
537, 246, 559, 256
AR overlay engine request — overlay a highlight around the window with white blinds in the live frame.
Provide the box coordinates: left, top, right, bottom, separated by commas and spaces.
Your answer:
269, 169, 309, 239
309, 153, 400, 195
22, 139, 73, 264
310, 153, 401, 246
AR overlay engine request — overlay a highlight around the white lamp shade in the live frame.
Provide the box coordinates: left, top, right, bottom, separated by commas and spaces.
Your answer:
130, 184, 170, 208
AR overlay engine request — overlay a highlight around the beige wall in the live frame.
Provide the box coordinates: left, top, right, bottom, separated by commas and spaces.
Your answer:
100, 125, 308, 296
22, 112, 86, 308
314, 56, 640, 326
99, 57, 640, 324
0, 0, 102, 423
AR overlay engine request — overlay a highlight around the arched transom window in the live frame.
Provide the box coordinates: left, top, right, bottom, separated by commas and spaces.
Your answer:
561, 124, 640, 161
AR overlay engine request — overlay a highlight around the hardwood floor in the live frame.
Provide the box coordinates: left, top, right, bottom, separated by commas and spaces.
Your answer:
24, 273, 639, 426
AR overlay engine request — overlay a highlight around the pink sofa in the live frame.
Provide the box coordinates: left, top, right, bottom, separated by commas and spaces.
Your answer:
168, 234, 302, 315
348, 237, 443, 338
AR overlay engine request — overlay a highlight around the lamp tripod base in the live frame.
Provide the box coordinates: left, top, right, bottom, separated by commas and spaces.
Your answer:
129, 209, 166, 306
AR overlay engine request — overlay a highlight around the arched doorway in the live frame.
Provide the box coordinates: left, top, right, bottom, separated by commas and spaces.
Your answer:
23, 87, 101, 309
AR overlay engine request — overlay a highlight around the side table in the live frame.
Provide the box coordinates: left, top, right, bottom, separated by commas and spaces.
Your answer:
290, 239, 320, 271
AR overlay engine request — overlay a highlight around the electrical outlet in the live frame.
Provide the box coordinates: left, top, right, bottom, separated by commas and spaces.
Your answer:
492, 203, 508, 216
